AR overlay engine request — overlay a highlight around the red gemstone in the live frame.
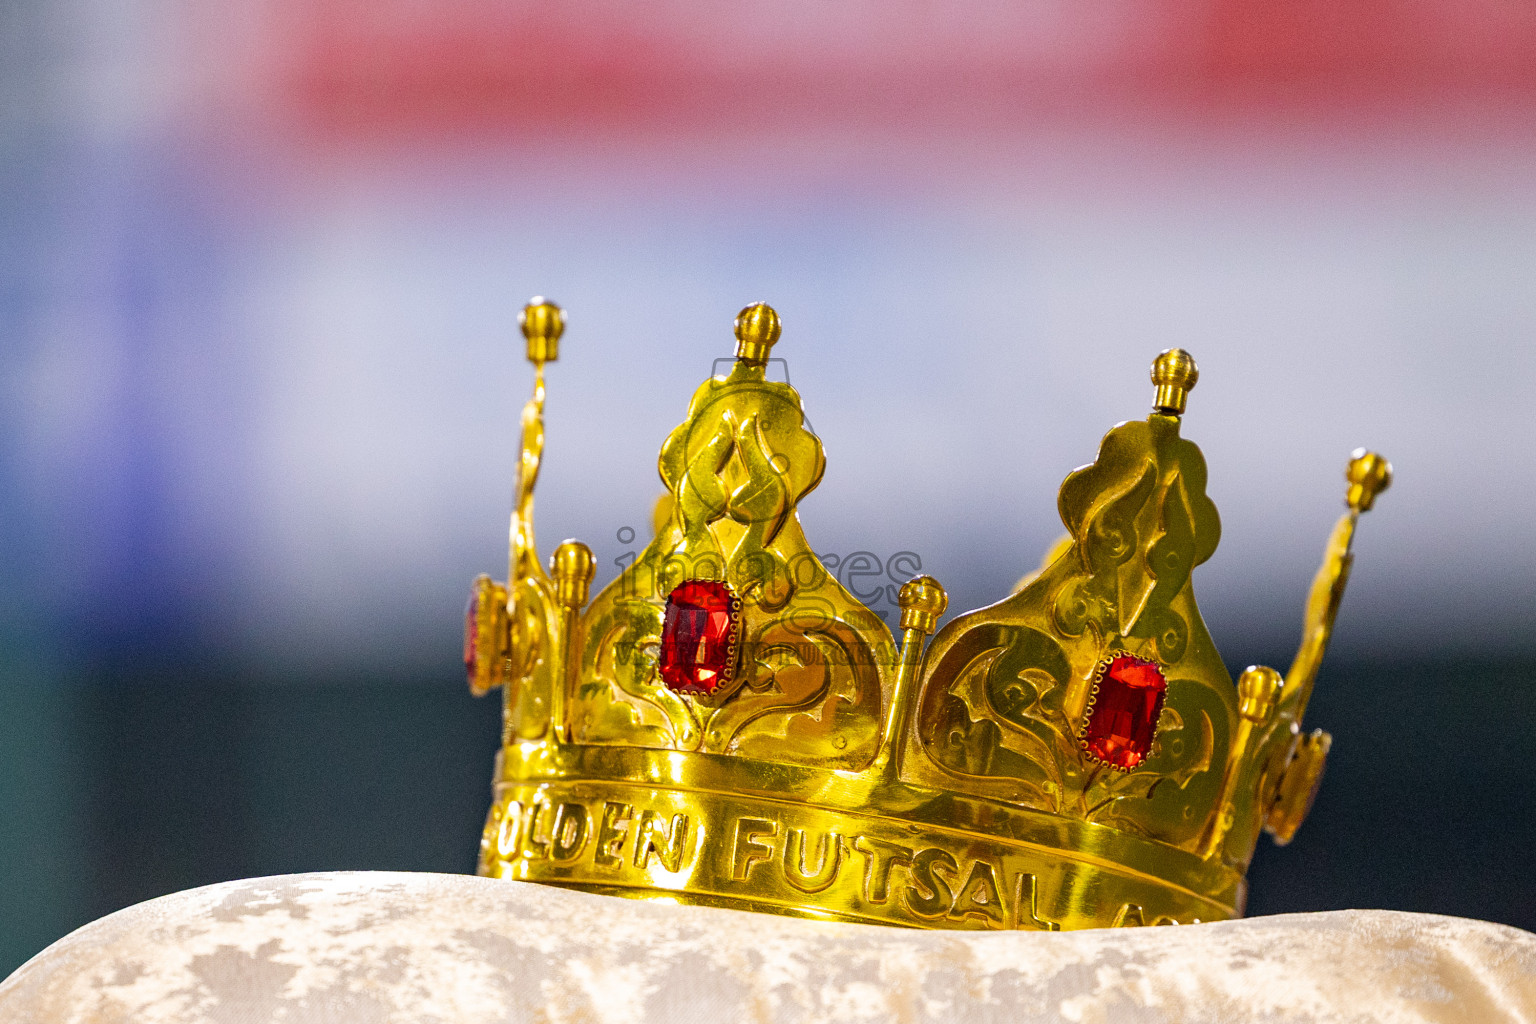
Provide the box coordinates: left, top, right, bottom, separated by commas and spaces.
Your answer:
464, 589, 481, 685
659, 580, 739, 695
1082, 654, 1167, 770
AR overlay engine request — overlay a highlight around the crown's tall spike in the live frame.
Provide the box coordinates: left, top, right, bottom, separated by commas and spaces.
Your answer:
549, 539, 595, 743
509, 298, 563, 583
872, 575, 948, 779
1284, 448, 1393, 723
733, 302, 781, 366
1150, 348, 1199, 415
466, 297, 565, 700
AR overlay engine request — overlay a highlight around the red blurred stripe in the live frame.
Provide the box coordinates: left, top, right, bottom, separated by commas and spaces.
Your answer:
253, 0, 1536, 139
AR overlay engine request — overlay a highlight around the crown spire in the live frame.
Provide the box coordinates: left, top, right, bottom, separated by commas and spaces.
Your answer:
1283, 448, 1393, 721
1258, 448, 1390, 846
465, 296, 572, 711
733, 302, 781, 366
1150, 348, 1199, 415
509, 298, 563, 583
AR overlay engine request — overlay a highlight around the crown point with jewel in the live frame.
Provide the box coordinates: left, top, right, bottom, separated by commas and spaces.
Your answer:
1150, 347, 1199, 414
520, 297, 565, 364
733, 302, 781, 365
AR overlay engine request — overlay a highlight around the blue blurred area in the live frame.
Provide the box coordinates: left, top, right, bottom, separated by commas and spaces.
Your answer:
11, 174, 1536, 672
4, 0, 1536, 975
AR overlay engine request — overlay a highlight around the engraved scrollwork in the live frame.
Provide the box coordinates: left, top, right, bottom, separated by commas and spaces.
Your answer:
1053, 458, 1156, 642
712, 612, 882, 768
725, 416, 794, 558
1049, 419, 1217, 668
578, 600, 700, 749
919, 626, 1071, 810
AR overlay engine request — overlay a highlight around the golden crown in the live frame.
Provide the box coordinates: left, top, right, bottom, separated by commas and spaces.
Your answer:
466, 298, 1391, 931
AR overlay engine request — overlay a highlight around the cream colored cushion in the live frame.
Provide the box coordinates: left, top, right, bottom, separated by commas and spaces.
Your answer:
2, 871, 1533, 1023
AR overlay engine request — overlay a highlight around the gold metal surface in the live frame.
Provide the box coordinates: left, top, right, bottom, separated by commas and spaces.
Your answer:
869, 575, 947, 780
480, 298, 566, 742
1200, 666, 1281, 859
1259, 448, 1391, 843
733, 301, 781, 366
1151, 347, 1199, 415
1266, 729, 1333, 844
549, 540, 596, 744
466, 575, 508, 698
468, 305, 1389, 931
521, 297, 564, 364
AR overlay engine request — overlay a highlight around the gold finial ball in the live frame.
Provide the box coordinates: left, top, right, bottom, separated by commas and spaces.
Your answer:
550, 539, 596, 607
734, 302, 781, 365
1237, 665, 1283, 723
1150, 348, 1199, 415
521, 297, 565, 364
898, 575, 949, 635
1346, 448, 1392, 512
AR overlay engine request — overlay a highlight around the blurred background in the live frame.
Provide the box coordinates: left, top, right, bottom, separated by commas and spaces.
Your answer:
4, 0, 1536, 974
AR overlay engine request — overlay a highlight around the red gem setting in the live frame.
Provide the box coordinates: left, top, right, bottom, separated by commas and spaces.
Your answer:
659, 580, 740, 696
1081, 653, 1168, 771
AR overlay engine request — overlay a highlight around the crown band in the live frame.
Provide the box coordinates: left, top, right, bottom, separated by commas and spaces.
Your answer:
481, 745, 1240, 929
